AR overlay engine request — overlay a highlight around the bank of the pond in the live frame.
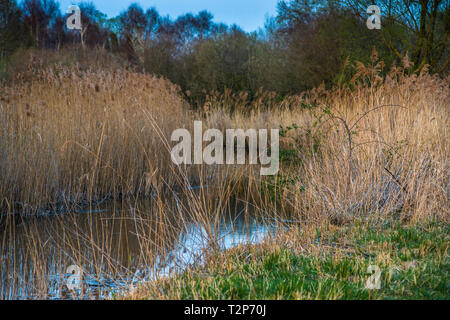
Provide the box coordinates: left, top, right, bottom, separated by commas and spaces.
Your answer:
125, 218, 449, 300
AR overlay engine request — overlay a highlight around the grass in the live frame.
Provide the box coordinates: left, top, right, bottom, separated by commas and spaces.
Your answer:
0, 65, 191, 215
128, 218, 449, 300
1, 52, 447, 222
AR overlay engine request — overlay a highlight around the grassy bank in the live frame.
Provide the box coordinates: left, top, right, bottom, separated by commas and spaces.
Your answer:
127, 218, 449, 300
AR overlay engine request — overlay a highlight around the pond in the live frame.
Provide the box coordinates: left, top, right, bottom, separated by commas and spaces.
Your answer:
1, 198, 277, 299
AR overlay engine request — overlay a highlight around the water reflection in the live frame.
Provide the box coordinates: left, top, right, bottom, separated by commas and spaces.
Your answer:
1, 199, 275, 300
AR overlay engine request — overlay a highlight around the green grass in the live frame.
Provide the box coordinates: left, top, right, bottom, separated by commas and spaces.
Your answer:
129, 219, 449, 300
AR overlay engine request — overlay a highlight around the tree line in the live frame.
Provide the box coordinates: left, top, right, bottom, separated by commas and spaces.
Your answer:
1, 0, 448, 103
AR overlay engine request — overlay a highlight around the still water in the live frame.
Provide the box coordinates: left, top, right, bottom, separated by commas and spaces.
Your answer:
1, 199, 276, 299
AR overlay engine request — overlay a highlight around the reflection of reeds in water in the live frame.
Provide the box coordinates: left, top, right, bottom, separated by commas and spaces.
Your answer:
1, 193, 274, 299
1, 59, 448, 299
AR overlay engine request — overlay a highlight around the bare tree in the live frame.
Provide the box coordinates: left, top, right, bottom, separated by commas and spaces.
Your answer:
22, 0, 59, 47
343, 0, 449, 72
0, 0, 29, 57
77, 2, 107, 49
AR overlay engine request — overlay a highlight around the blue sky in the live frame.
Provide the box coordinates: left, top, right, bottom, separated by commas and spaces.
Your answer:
58, 0, 279, 32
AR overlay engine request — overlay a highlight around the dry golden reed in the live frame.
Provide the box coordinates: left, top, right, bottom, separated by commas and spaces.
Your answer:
0, 66, 190, 215
0, 58, 448, 224
203, 61, 449, 223
0, 58, 448, 300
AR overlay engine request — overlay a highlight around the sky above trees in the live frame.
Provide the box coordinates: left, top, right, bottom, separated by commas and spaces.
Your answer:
58, 0, 278, 32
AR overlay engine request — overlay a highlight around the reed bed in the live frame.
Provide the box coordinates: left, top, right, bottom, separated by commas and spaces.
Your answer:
0, 66, 192, 216
203, 59, 449, 224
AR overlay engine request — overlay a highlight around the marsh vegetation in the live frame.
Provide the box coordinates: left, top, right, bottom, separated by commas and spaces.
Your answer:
0, 0, 448, 300
1, 54, 448, 299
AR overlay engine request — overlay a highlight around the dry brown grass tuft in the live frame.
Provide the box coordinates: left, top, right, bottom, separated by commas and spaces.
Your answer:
203, 61, 449, 223
0, 66, 191, 215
